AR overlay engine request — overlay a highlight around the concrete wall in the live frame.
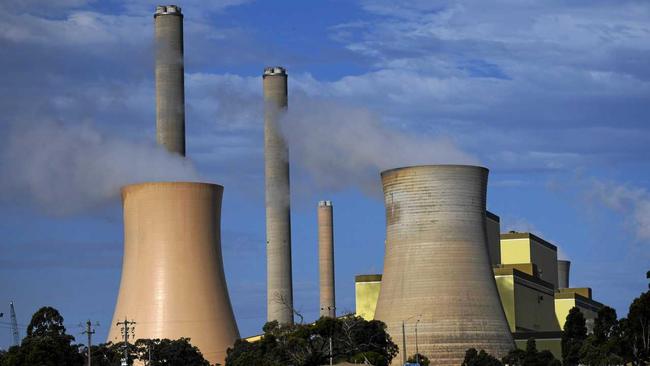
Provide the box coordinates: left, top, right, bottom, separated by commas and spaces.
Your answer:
108, 182, 239, 366
154, 5, 185, 156
263, 66, 294, 324
318, 200, 335, 318
486, 211, 501, 266
529, 238, 558, 289
374, 165, 514, 365
558, 260, 571, 289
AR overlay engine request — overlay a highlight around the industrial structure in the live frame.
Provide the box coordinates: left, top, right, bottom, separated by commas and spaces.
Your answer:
318, 200, 335, 318
373, 165, 515, 365
263, 66, 294, 325
155, 5, 185, 156
357, 216, 606, 361
108, 6, 239, 365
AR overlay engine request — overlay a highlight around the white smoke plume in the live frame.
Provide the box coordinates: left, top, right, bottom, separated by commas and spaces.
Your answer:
0, 120, 200, 215
279, 97, 478, 193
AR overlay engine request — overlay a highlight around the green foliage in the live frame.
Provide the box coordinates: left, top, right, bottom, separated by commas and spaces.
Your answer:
1, 307, 84, 366
133, 338, 210, 366
579, 306, 626, 365
561, 307, 587, 366
626, 291, 650, 364
407, 352, 430, 366
499, 339, 561, 366
89, 342, 131, 366
225, 315, 397, 366
462, 348, 502, 366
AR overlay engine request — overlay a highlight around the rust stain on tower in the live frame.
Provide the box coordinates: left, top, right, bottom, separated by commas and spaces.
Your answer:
263, 66, 294, 324
107, 182, 239, 365
374, 165, 514, 365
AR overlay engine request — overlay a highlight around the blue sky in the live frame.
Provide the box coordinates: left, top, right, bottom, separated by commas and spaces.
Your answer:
0, 0, 649, 348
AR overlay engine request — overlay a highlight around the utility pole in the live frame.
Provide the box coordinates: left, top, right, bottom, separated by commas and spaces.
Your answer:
415, 319, 420, 365
82, 320, 97, 366
116, 318, 136, 366
401, 321, 407, 365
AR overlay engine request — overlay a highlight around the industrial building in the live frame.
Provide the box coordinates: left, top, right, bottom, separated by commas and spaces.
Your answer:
356, 218, 606, 361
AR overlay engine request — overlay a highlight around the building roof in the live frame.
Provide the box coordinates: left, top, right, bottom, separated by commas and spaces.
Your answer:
355, 274, 383, 282
486, 210, 500, 222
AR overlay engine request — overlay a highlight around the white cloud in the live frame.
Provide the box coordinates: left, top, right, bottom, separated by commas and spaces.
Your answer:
588, 181, 650, 242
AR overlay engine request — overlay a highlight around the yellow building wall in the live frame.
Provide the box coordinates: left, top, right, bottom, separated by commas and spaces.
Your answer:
555, 298, 599, 331
529, 239, 558, 289
514, 281, 560, 331
500, 238, 531, 265
494, 274, 516, 332
355, 280, 382, 321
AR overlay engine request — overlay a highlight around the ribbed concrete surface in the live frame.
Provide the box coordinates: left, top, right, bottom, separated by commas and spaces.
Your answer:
318, 200, 335, 318
108, 182, 239, 365
155, 6, 185, 156
263, 67, 294, 324
374, 165, 514, 365
558, 260, 570, 289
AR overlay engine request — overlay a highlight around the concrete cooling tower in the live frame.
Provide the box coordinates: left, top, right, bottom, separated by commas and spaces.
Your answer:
155, 5, 185, 156
263, 66, 294, 324
558, 260, 571, 289
373, 165, 514, 365
318, 200, 335, 318
108, 182, 239, 365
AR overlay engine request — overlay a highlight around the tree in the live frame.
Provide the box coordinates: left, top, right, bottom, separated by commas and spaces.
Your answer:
627, 291, 650, 365
580, 306, 625, 365
1, 306, 84, 366
562, 307, 587, 366
500, 339, 560, 366
225, 315, 397, 366
407, 353, 430, 366
134, 338, 210, 366
462, 348, 502, 366
88, 342, 128, 366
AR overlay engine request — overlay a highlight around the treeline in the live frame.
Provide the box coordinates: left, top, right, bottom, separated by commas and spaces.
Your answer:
225, 316, 398, 366
0, 307, 212, 366
464, 286, 650, 366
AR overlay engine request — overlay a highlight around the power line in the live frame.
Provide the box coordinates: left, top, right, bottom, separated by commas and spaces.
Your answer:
115, 317, 135, 366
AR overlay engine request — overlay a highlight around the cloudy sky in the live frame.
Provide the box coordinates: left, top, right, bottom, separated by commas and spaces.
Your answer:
0, 0, 649, 347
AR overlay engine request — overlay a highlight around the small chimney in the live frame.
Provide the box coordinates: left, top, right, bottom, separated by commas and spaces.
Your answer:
318, 200, 335, 318
558, 260, 571, 289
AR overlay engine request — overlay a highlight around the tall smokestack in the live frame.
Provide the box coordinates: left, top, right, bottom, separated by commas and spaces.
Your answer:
374, 165, 514, 365
155, 5, 185, 156
263, 66, 293, 324
558, 260, 571, 289
318, 200, 335, 318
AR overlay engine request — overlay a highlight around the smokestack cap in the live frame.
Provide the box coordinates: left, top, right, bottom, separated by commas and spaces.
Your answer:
154, 5, 183, 17
318, 200, 333, 207
263, 66, 287, 77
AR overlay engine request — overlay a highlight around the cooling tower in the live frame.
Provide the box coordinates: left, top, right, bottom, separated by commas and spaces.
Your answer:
558, 260, 571, 289
318, 200, 335, 318
374, 165, 514, 365
155, 5, 185, 156
108, 182, 239, 365
263, 66, 294, 324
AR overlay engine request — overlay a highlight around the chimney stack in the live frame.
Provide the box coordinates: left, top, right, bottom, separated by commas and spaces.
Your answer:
263, 66, 293, 324
318, 200, 335, 318
155, 5, 185, 155
558, 260, 571, 289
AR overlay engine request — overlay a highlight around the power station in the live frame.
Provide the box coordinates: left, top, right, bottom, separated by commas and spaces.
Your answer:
102, 4, 610, 365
